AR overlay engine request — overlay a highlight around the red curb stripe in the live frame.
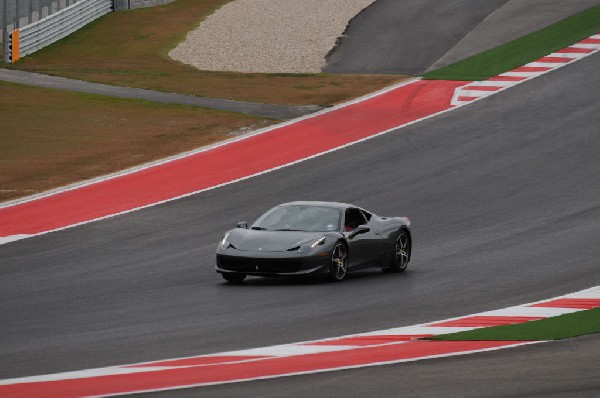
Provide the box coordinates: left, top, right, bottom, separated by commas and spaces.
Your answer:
487, 75, 528, 81
127, 355, 270, 368
579, 38, 600, 44
555, 47, 593, 54
530, 298, 600, 310
456, 96, 478, 101
511, 66, 553, 73
429, 316, 544, 327
536, 56, 574, 63
0, 80, 467, 238
0, 341, 525, 398
461, 85, 503, 91
306, 335, 433, 346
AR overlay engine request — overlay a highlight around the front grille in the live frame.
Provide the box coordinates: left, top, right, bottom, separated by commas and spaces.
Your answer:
218, 255, 303, 273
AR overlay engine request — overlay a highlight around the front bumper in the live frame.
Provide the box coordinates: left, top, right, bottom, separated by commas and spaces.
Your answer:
216, 250, 330, 276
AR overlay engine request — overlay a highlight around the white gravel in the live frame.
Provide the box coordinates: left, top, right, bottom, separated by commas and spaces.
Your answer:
169, 0, 376, 73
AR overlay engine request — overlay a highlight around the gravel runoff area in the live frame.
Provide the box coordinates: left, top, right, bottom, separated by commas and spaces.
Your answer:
169, 0, 376, 73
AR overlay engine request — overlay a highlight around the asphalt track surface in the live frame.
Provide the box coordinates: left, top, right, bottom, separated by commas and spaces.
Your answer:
0, 69, 323, 120
324, 0, 600, 75
1, 51, 599, 397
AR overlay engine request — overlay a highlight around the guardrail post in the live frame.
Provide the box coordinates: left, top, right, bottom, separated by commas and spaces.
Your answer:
15, 0, 21, 28
2, 0, 8, 63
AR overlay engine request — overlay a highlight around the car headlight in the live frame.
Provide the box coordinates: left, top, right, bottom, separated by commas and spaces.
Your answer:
219, 232, 234, 250
297, 236, 326, 253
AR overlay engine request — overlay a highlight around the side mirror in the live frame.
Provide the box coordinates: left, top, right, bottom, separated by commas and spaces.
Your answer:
348, 225, 370, 239
236, 221, 248, 229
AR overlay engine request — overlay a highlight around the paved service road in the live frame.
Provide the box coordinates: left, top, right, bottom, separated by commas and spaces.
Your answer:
324, 0, 600, 75
0, 52, 599, 396
0, 69, 323, 120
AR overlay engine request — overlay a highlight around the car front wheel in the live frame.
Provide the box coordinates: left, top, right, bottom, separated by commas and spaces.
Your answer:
222, 273, 247, 284
327, 242, 348, 282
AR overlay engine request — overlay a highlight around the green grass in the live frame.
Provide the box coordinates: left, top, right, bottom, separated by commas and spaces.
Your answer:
424, 6, 600, 81
430, 308, 600, 341
0, 80, 273, 202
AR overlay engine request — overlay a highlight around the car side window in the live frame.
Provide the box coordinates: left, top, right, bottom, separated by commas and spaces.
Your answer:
344, 208, 367, 231
360, 209, 372, 221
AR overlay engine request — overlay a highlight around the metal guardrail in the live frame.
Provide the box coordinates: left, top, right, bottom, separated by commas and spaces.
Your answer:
18, 0, 112, 59
2, 0, 175, 63
3, 0, 112, 62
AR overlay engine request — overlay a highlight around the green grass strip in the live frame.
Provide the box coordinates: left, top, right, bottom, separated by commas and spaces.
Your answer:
430, 307, 600, 341
423, 6, 600, 81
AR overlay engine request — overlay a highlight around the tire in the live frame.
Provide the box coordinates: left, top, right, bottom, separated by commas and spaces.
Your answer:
222, 273, 247, 284
385, 229, 410, 273
327, 242, 348, 282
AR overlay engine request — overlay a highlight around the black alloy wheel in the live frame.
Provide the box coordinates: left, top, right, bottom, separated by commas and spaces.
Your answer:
222, 272, 247, 284
327, 242, 348, 282
385, 230, 410, 273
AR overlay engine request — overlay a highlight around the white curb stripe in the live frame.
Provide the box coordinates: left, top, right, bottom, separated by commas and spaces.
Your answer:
499, 71, 540, 77
222, 344, 362, 357
478, 306, 579, 318
526, 61, 570, 68
549, 51, 587, 58
571, 43, 600, 49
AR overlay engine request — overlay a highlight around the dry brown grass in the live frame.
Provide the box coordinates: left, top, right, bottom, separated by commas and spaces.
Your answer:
0, 81, 272, 202
6, 0, 405, 105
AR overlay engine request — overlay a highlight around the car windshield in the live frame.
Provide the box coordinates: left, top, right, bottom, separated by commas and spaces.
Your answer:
251, 205, 341, 232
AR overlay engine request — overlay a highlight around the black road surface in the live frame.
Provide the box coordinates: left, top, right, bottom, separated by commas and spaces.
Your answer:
324, 0, 600, 75
1, 51, 599, 395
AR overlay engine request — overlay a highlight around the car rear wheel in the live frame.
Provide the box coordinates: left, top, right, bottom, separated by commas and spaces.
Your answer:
385, 230, 410, 273
327, 242, 348, 282
222, 273, 247, 284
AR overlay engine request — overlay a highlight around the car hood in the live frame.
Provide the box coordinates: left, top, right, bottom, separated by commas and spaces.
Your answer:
227, 229, 325, 252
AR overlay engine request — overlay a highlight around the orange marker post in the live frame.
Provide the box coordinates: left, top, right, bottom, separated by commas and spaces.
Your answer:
11, 29, 20, 62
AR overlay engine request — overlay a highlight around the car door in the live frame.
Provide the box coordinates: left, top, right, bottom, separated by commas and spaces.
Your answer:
344, 207, 379, 268
360, 209, 387, 260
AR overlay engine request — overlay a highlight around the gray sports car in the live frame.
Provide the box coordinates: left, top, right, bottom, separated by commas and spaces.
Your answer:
215, 201, 411, 283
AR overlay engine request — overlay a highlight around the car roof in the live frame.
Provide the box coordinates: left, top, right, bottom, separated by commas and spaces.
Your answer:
279, 201, 361, 211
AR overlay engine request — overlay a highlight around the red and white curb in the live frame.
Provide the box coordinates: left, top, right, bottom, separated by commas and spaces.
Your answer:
1, 286, 599, 397
451, 34, 600, 105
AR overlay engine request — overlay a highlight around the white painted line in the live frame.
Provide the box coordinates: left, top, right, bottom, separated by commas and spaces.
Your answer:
571, 43, 600, 49
526, 61, 569, 68
223, 344, 364, 357
563, 287, 600, 299
548, 51, 587, 58
465, 80, 515, 87
500, 71, 537, 78
454, 89, 501, 97
360, 326, 479, 336
91, 342, 543, 397
479, 306, 578, 318
0, 366, 174, 386
0, 234, 32, 244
